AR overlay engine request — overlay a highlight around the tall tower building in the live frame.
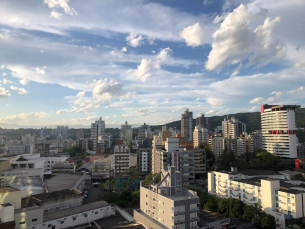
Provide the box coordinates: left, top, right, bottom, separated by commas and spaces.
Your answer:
261, 104, 300, 158
193, 124, 208, 148
91, 117, 105, 151
196, 113, 210, 131
181, 108, 193, 141
120, 121, 132, 145
222, 116, 246, 139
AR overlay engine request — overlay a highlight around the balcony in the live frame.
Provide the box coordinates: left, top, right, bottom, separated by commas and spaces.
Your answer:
190, 207, 200, 213
190, 216, 200, 221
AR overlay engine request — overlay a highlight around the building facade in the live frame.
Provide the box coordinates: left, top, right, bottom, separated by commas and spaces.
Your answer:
120, 121, 132, 145
222, 116, 246, 139
181, 109, 193, 141
114, 144, 130, 177
91, 117, 106, 151
261, 104, 300, 158
135, 166, 200, 229
193, 124, 208, 148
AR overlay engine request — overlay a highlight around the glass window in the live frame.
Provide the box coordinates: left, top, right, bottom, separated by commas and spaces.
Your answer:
288, 199, 290, 204
275, 190, 278, 194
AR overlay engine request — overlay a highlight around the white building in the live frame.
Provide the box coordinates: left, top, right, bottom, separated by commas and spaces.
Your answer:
210, 134, 224, 158
208, 169, 305, 228
222, 116, 246, 139
43, 156, 67, 173
6, 144, 34, 155
135, 166, 200, 229
261, 104, 300, 158
193, 124, 208, 148
120, 121, 132, 145
91, 117, 106, 151
21, 134, 35, 144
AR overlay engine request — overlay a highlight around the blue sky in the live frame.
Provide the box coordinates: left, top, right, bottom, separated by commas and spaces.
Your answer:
0, 0, 304, 128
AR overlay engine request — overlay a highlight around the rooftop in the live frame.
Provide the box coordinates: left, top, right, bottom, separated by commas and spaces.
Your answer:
43, 201, 109, 222
0, 186, 20, 193
76, 162, 93, 171
22, 189, 82, 207
45, 173, 84, 192
15, 205, 41, 214
240, 169, 279, 176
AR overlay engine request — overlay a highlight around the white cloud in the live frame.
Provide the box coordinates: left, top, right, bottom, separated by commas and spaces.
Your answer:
120, 91, 136, 101
156, 47, 172, 61
297, 86, 304, 91
126, 33, 144, 47
76, 91, 86, 97
0, 33, 9, 40
2, 73, 6, 76
230, 63, 242, 77
19, 79, 29, 85
44, 0, 77, 16
3, 79, 14, 85
249, 97, 264, 104
295, 62, 305, 68
0, 112, 48, 123
31, 66, 46, 75
92, 79, 123, 100
151, 50, 156, 53
121, 47, 127, 52
10, 86, 28, 94
56, 109, 70, 114
206, 110, 215, 115
50, 10, 62, 20
180, 22, 205, 47
194, 98, 200, 102
206, 4, 284, 71
113, 115, 118, 118
0, 88, 10, 98
249, 106, 257, 112
287, 90, 294, 94
6, 104, 9, 106
128, 59, 160, 82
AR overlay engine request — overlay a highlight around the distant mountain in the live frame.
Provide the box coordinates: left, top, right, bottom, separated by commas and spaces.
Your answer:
151, 108, 305, 133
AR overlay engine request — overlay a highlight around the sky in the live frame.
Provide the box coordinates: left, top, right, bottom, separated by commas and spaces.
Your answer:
0, 0, 304, 129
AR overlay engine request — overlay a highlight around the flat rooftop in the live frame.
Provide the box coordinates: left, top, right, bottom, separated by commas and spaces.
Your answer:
15, 205, 41, 214
43, 201, 109, 222
45, 173, 83, 192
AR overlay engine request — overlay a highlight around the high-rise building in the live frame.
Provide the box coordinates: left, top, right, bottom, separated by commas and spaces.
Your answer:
120, 121, 132, 145
193, 124, 208, 148
114, 144, 130, 177
91, 117, 105, 151
181, 109, 193, 141
211, 134, 224, 158
222, 116, 246, 139
76, 129, 84, 141
40, 127, 49, 138
137, 147, 152, 176
196, 113, 210, 131
138, 123, 149, 143
261, 104, 300, 158
134, 167, 200, 229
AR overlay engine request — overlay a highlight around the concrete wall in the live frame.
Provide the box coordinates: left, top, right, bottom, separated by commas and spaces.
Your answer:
0, 189, 22, 209
15, 207, 43, 229
134, 209, 166, 229
72, 173, 86, 191
0, 160, 10, 172
42, 195, 83, 214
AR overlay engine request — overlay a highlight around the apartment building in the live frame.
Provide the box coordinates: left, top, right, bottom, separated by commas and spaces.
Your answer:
151, 145, 167, 174
211, 134, 224, 158
52, 162, 76, 174
6, 144, 34, 155
250, 130, 263, 150
193, 124, 208, 148
134, 166, 200, 229
34, 143, 50, 157
114, 144, 130, 177
120, 121, 132, 145
181, 109, 193, 141
208, 169, 305, 227
261, 104, 300, 158
92, 161, 110, 179
137, 147, 152, 175
76, 129, 84, 141
21, 134, 35, 144
91, 117, 106, 151
222, 116, 246, 139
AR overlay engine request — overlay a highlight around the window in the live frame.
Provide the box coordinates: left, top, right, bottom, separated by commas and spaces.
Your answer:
32, 218, 37, 222
253, 197, 256, 201
95, 211, 98, 214
253, 191, 255, 195
243, 194, 245, 198
276, 197, 278, 201
84, 213, 88, 217
48, 224, 52, 228
20, 221, 25, 225
288, 199, 291, 204
60, 221, 64, 224
73, 217, 76, 221
276, 203, 278, 207
275, 190, 278, 194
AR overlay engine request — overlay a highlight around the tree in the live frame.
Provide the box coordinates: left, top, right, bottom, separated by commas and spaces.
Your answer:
204, 195, 218, 211
261, 212, 276, 229
68, 146, 83, 158
229, 199, 244, 218
252, 203, 263, 228
102, 178, 116, 192
199, 142, 215, 168
218, 198, 230, 216
143, 173, 161, 185
243, 205, 254, 222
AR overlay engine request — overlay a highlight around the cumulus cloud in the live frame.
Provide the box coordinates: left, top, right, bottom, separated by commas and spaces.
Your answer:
92, 78, 123, 100
71, 115, 98, 122
249, 107, 257, 112
128, 59, 160, 82
120, 91, 136, 101
10, 86, 28, 94
3, 79, 14, 85
31, 66, 46, 75
121, 47, 127, 52
287, 90, 294, 94
0, 88, 10, 98
44, 0, 77, 16
0, 33, 9, 40
19, 79, 29, 85
2, 73, 6, 76
76, 91, 86, 97
156, 47, 172, 61
295, 62, 305, 68
206, 4, 285, 71
230, 63, 242, 77
56, 109, 69, 114
126, 33, 144, 47
297, 86, 304, 91
50, 10, 62, 20
249, 97, 264, 104
0, 112, 48, 123
180, 22, 205, 47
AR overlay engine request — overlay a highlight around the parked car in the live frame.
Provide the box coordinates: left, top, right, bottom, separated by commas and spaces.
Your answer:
93, 182, 101, 187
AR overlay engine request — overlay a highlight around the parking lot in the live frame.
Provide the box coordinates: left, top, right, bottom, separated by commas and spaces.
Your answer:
82, 184, 102, 204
